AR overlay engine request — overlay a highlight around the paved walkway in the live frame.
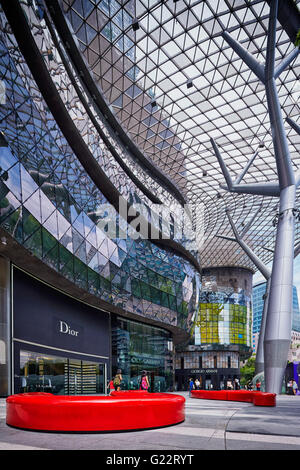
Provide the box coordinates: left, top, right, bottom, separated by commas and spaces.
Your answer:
0, 392, 300, 452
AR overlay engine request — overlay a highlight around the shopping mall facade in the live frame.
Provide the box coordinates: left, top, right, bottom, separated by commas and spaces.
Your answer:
0, 0, 299, 396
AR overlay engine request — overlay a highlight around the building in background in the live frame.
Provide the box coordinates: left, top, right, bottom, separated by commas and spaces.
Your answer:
175, 267, 253, 390
252, 282, 300, 362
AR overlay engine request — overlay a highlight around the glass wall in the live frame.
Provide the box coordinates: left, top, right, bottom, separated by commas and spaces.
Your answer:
19, 350, 105, 395
111, 317, 173, 392
0, 12, 201, 335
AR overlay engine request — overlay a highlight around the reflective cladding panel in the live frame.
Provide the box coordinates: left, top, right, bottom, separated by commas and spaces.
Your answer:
0, 8, 201, 333
111, 316, 173, 392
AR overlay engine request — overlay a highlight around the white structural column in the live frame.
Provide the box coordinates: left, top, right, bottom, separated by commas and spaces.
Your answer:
264, 186, 295, 393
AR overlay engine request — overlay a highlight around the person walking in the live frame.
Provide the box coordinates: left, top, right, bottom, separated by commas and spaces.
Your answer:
195, 378, 200, 390
189, 378, 194, 396
107, 379, 115, 394
287, 379, 293, 395
234, 378, 240, 390
292, 380, 298, 396
113, 369, 122, 391
139, 370, 150, 391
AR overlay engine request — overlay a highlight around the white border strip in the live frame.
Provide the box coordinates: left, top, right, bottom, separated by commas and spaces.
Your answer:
13, 338, 109, 360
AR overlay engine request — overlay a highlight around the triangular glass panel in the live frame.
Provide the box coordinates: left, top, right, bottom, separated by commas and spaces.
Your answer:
69, 8, 83, 33
99, 237, 109, 258
88, 252, 99, 272
109, 246, 121, 267
70, 202, 81, 224
107, 238, 117, 257
5, 163, 22, 201
72, 212, 85, 237
72, 227, 84, 254
21, 165, 38, 203
22, 207, 41, 243
57, 210, 71, 240
23, 189, 42, 223
87, 267, 100, 295
0, 206, 22, 242
23, 226, 43, 258
40, 190, 56, 224
98, 252, 108, 270
43, 210, 58, 239
0, 189, 21, 225
124, 84, 143, 99
116, 238, 127, 253
117, 247, 127, 265
60, 227, 73, 253
59, 245, 74, 281
43, 241, 59, 272
82, 211, 94, 237
111, 94, 123, 108
100, 262, 110, 280
85, 224, 97, 248
0, 145, 18, 172
86, 240, 97, 264
74, 257, 87, 289
42, 226, 57, 258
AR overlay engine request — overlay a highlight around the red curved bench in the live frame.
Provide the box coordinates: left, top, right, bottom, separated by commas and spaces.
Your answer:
6, 392, 185, 432
191, 389, 276, 406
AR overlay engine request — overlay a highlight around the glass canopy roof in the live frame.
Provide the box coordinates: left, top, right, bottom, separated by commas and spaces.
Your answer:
61, 0, 300, 270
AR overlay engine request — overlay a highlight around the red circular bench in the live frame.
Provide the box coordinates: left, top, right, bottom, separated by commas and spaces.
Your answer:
6, 392, 185, 432
191, 389, 276, 406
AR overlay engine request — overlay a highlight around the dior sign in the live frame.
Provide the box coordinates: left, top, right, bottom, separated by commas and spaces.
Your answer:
59, 321, 79, 337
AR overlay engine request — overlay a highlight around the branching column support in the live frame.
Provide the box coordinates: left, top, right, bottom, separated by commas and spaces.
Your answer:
211, 0, 300, 393
217, 209, 271, 376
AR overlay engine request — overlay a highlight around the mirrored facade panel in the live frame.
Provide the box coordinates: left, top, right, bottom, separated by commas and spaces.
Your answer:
111, 316, 173, 392
0, 8, 201, 334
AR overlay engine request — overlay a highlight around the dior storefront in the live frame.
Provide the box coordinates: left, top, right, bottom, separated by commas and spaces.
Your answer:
12, 267, 110, 395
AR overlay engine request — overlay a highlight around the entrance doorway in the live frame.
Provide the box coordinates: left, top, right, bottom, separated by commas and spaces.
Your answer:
19, 350, 106, 395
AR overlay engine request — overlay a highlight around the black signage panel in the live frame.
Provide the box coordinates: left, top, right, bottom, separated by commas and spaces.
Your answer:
13, 268, 110, 359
